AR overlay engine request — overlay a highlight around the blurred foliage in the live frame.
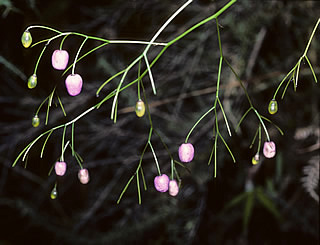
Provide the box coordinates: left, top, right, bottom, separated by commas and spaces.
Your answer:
0, 0, 319, 244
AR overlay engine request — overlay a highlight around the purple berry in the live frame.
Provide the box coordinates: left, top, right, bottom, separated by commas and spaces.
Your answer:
154, 174, 169, 192
55, 161, 67, 176
169, 180, 179, 196
78, 168, 90, 184
263, 141, 276, 158
178, 143, 194, 162
52, 50, 69, 70
65, 74, 83, 96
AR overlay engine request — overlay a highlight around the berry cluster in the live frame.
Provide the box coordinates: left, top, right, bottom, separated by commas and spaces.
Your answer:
21, 30, 83, 97
54, 161, 90, 184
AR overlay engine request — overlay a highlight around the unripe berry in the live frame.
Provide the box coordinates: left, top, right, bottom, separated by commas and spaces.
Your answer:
27, 74, 37, 89
50, 186, 58, 199
169, 180, 179, 196
251, 153, 260, 165
78, 168, 90, 184
51, 50, 69, 70
21, 30, 32, 48
32, 115, 40, 127
135, 100, 145, 117
268, 99, 278, 115
178, 143, 194, 163
263, 141, 276, 158
65, 74, 83, 96
154, 174, 169, 192
55, 161, 67, 176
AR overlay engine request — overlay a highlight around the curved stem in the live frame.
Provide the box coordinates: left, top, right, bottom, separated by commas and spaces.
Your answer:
72, 37, 88, 74
185, 106, 215, 143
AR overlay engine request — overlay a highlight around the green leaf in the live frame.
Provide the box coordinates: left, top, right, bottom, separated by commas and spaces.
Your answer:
224, 191, 248, 211
243, 191, 255, 231
256, 188, 282, 221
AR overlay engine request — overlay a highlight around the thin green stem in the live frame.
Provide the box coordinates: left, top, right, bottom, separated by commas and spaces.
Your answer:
224, 58, 253, 107
185, 106, 215, 143
148, 142, 161, 176
60, 34, 70, 50
305, 55, 318, 83
143, 0, 193, 55
33, 45, 47, 75
40, 130, 53, 158
96, 69, 125, 98
63, 43, 109, 77
236, 107, 252, 131
60, 125, 67, 161
137, 59, 141, 100
136, 171, 141, 204
303, 18, 320, 56
216, 18, 223, 57
257, 124, 261, 154
167, 0, 237, 46
72, 37, 88, 74
217, 98, 232, 136
71, 123, 75, 156
253, 109, 270, 141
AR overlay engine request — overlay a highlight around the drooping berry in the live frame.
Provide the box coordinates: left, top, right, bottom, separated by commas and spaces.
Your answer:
263, 141, 276, 158
21, 30, 32, 48
154, 174, 170, 192
268, 99, 278, 115
50, 186, 58, 199
78, 168, 90, 184
55, 161, 67, 176
135, 100, 145, 117
27, 74, 37, 89
32, 115, 40, 127
251, 153, 260, 165
169, 180, 179, 196
65, 74, 83, 96
178, 143, 194, 163
51, 50, 69, 70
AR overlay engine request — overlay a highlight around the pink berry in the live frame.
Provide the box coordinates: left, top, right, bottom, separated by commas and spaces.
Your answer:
154, 174, 169, 192
78, 168, 90, 184
178, 143, 194, 162
55, 161, 67, 176
263, 141, 276, 158
65, 74, 83, 96
51, 50, 69, 70
169, 180, 179, 196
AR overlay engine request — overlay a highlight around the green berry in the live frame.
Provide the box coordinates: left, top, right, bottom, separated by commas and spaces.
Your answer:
268, 99, 278, 115
50, 187, 57, 199
251, 154, 260, 165
32, 115, 40, 127
21, 30, 32, 48
135, 100, 145, 117
27, 74, 37, 89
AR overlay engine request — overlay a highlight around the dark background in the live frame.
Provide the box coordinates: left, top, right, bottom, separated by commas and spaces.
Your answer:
0, 0, 319, 244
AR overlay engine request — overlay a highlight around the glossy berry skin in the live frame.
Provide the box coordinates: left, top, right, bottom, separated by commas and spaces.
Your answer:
78, 169, 90, 184
32, 115, 40, 127
65, 74, 83, 96
55, 161, 67, 176
154, 174, 169, 192
251, 153, 260, 165
27, 74, 37, 89
51, 50, 69, 70
135, 100, 145, 117
50, 187, 58, 199
263, 141, 276, 158
268, 100, 278, 115
21, 30, 32, 48
169, 180, 179, 196
178, 143, 194, 163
